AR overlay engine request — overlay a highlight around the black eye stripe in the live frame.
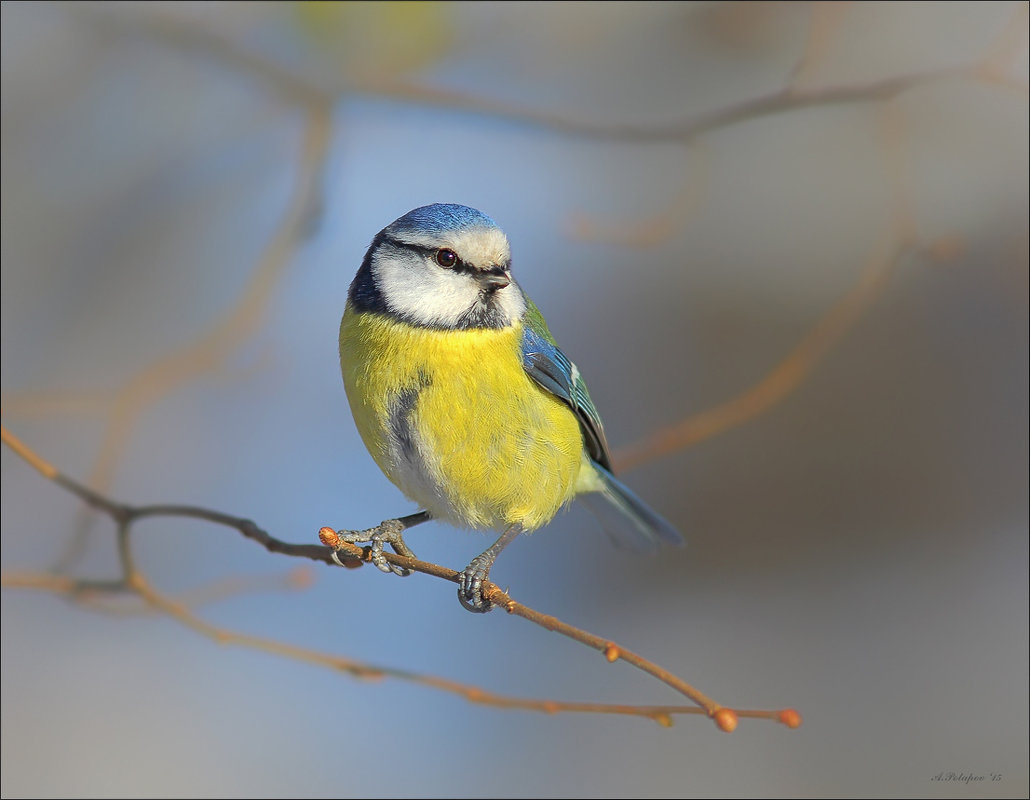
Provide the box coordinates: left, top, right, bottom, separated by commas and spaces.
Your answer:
382, 235, 476, 273
379, 235, 512, 284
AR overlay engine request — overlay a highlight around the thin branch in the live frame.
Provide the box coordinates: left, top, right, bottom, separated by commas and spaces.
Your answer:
566, 140, 710, 247
788, 2, 853, 89
976, 2, 1030, 86
0, 568, 314, 615
613, 235, 907, 472
2, 566, 798, 729
1, 423, 799, 732
50, 100, 333, 574
63, 3, 1028, 146
548, 4, 1025, 247
359, 65, 999, 144
62, 3, 330, 110
612, 97, 923, 472
318, 529, 725, 719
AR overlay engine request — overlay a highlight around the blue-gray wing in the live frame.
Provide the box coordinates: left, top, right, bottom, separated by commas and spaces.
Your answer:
520, 303, 685, 550
520, 323, 613, 471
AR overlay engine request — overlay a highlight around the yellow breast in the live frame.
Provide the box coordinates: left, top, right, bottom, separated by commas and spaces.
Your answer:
339, 307, 589, 530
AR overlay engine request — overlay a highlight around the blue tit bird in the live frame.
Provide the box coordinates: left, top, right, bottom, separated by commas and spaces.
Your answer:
337, 203, 683, 612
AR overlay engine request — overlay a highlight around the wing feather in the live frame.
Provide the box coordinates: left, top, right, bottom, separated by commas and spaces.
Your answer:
520, 298, 613, 471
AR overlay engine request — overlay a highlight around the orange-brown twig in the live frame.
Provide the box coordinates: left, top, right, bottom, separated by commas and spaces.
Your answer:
564, 4, 1025, 251
612, 90, 927, 472
613, 235, 905, 472
2, 423, 800, 732
319, 528, 728, 722
0, 567, 315, 615
10, 6, 338, 574
1, 567, 798, 729
66, 4, 1030, 145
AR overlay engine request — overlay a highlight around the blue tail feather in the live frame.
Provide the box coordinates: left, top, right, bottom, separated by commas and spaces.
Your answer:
579, 466, 684, 552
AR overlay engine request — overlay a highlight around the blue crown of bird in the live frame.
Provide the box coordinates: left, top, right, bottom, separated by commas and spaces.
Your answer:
336, 203, 683, 612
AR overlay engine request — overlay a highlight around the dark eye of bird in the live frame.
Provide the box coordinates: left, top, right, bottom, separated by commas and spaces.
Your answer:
435, 248, 458, 268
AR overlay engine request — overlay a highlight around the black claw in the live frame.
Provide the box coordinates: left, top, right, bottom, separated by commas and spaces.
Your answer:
457, 555, 495, 613
454, 525, 522, 614
333, 517, 421, 577
457, 572, 492, 613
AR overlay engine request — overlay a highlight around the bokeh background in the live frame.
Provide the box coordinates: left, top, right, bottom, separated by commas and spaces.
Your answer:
2, 2, 1027, 797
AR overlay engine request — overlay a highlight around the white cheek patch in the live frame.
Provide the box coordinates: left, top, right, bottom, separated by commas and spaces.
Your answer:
376, 253, 481, 325
373, 247, 526, 329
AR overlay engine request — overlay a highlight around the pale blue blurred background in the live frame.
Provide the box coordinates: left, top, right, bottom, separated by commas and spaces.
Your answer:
2, 2, 1027, 797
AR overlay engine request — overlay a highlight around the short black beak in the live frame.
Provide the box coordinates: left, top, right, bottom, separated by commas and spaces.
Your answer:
478, 267, 511, 292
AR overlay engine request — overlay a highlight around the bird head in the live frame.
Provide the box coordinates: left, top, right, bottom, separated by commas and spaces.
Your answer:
350, 203, 525, 330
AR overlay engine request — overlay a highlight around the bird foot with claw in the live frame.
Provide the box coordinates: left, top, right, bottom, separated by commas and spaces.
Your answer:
458, 554, 495, 613
330, 518, 415, 577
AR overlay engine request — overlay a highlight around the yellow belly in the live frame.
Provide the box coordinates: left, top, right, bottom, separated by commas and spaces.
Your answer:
339, 308, 592, 530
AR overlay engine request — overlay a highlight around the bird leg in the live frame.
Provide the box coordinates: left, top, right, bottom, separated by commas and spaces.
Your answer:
330, 510, 431, 576
458, 524, 523, 613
